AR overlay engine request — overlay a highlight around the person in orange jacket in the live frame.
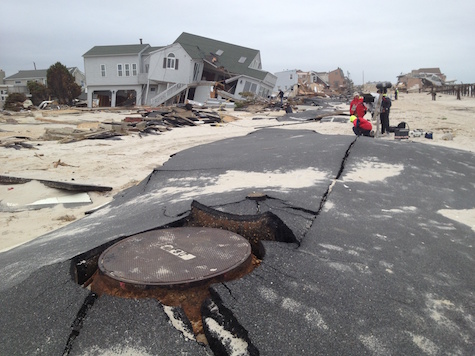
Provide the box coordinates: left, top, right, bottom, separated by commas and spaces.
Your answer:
350, 115, 374, 137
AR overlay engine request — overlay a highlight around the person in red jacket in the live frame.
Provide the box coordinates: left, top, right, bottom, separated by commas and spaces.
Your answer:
351, 115, 374, 137
350, 93, 367, 118
350, 93, 362, 115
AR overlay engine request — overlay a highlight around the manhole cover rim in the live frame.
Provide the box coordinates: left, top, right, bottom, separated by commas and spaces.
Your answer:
98, 227, 252, 286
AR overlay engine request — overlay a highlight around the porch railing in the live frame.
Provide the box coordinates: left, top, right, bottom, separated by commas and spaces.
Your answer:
150, 83, 187, 106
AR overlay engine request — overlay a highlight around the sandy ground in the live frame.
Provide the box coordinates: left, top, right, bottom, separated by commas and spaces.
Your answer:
1, 92, 474, 252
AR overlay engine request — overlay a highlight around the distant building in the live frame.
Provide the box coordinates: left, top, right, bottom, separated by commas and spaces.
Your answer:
0, 69, 10, 109
3, 67, 86, 96
82, 32, 277, 108
397, 68, 450, 92
274, 69, 299, 95
274, 67, 347, 97
328, 68, 346, 92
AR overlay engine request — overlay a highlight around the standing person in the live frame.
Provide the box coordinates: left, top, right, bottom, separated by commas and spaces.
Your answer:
278, 90, 284, 106
350, 93, 367, 118
350, 93, 361, 115
394, 87, 398, 100
380, 91, 392, 135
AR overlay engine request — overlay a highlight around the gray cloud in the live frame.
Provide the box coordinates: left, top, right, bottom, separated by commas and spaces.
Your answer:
1, 0, 474, 84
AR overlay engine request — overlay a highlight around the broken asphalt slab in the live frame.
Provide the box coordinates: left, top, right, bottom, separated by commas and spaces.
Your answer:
0, 129, 474, 355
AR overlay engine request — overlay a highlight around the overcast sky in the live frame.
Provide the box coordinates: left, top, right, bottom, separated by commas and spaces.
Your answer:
1, 0, 474, 85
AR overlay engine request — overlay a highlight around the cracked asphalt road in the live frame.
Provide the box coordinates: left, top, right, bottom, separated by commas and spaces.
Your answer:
1, 128, 474, 355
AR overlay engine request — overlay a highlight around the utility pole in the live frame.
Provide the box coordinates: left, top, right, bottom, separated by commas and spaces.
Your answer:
372, 93, 383, 138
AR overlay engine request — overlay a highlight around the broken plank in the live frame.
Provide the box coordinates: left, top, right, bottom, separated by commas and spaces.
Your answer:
311, 110, 347, 120
0, 175, 113, 192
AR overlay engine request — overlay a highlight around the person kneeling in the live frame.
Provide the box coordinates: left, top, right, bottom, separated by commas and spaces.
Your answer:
351, 115, 374, 137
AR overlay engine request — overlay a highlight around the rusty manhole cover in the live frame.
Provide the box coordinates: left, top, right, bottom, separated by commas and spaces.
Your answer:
98, 227, 252, 287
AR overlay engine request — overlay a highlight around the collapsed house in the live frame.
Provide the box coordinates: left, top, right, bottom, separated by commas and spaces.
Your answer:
274, 68, 348, 98
83, 33, 277, 108
396, 68, 455, 92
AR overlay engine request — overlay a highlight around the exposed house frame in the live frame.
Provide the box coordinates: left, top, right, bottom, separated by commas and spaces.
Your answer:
274, 68, 345, 98
83, 33, 277, 108
396, 67, 449, 92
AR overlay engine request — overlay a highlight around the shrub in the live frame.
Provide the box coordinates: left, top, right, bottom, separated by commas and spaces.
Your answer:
4, 93, 27, 111
27, 81, 49, 106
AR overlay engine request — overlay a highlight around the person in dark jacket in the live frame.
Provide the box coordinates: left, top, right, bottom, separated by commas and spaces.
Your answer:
380, 93, 392, 135
278, 90, 284, 105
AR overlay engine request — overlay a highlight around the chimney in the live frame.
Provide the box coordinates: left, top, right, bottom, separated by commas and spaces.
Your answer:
140, 38, 143, 44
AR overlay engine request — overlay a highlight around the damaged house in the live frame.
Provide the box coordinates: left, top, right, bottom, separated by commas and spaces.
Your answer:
274, 67, 347, 97
83, 33, 277, 108
396, 67, 453, 92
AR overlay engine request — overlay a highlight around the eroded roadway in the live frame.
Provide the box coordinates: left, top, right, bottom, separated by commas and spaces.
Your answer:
1, 126, 474, 355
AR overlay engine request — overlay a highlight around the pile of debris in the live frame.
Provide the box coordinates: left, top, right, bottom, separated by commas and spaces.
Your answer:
135, 105, 223, 130
0, 105, 228, 148
40, 106, 225, 143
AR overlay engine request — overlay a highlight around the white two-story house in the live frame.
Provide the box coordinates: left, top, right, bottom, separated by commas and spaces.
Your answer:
83, 32, 277, 108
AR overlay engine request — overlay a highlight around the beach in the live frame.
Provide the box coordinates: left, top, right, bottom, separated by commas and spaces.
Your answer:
1, 92, 474, 252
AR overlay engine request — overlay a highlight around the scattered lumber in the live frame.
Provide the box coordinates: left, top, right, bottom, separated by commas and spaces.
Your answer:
0, 174, 113, 192
0, 136, 38, 150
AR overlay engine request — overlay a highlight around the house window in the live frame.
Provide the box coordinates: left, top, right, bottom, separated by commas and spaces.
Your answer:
243, 81, 257, 94
101, 64, 106, 77
117, 64, 123, 77
238, 57, 246, 63
132, 63, 137, 76
125, 64, 130, 76
163, 53, 179, 70
290, 74, 293, 80
193, 63, 200, 81
167, 54, 175, 68
145, 64, 149, 73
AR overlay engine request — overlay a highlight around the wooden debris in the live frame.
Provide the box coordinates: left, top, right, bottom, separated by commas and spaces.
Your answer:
1, 104, 229, 149
136, 105, 223, 132
53, 159, 79, 168
42, 127, 123, 143
0, 136, 38, 150
55, 215, 77, 222
0, 174, 113, 192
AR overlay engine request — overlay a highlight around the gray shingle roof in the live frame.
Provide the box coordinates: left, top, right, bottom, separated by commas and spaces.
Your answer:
4, 70, 48, 80
83, 44, 151, 57
4, 68, 79, 80
174, 32, 266, 78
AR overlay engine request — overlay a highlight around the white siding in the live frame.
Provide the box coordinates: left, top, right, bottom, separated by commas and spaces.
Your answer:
84, 55, 141, 86
148, 44, 193, 85
274, 70, 298, 92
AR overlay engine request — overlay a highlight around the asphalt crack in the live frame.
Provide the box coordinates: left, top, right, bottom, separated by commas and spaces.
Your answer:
62, 292, 98, 355
303, 137, 358, 237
